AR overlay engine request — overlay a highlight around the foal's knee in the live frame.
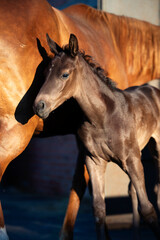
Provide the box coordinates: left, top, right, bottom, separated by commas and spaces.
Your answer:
93, 198, 106, 225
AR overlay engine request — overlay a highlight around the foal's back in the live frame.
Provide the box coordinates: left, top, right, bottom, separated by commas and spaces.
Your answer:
125, 84, 160, 150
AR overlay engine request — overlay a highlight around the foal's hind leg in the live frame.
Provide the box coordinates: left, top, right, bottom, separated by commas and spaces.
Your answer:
151, 136, 160, 213
126, 151, 160, 239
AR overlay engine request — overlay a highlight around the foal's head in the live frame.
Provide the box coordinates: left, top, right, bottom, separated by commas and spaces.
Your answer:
33, 34, 80, 119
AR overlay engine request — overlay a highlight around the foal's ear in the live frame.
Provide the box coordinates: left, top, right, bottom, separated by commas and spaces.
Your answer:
46, 33, 62, 54
37, 38, 48, 60
69, 34, 79, 57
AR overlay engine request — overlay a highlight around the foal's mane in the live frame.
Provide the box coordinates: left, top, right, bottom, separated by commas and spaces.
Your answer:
64, 45, 117, 90
81, 52, 117, 89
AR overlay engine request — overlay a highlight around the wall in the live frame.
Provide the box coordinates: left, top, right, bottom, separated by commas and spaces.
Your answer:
101, 0, 159, 25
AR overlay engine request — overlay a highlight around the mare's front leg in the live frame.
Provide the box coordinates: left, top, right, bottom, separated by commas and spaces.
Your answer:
60, 144, 89, 240
0, 116, 38, 240
126, 151, 160, 239
0, 203, 9, 240
86, 156, 110, 240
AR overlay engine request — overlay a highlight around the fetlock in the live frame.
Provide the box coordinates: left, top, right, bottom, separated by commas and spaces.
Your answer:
140, 206, 160, 239
141, 206, 158, 225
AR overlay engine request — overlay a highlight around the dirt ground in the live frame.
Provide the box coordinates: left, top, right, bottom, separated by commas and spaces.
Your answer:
0, 186, 157, 240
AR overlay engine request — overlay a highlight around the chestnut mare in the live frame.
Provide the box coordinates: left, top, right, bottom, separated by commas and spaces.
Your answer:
34, 34, 160, 240
1, 0, 160, 239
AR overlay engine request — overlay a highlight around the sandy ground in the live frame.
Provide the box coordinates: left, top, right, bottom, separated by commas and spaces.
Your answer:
0, 187, 157, 240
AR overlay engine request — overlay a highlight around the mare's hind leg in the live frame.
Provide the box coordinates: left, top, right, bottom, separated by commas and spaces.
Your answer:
60, 143, 89, 240
126, 151, 160, 239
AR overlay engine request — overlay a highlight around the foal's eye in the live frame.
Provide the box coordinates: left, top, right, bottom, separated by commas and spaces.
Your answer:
61, 73, 69, 79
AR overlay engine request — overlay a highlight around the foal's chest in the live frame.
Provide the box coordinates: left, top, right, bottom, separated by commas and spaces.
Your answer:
78, 121, 118, 161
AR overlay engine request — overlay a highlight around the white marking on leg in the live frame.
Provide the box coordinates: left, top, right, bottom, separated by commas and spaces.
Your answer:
0, 226, 9, 240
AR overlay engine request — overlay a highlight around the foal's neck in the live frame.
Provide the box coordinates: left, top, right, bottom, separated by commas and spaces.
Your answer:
74, 57, 116, 126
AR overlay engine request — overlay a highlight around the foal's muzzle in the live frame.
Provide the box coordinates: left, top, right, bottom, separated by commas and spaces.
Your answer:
33, 100, 49, 119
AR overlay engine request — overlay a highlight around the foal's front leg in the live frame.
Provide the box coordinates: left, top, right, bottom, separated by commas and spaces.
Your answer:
86, 156, 110, 240
129, 183, 140, 240
126, 152, 160, 239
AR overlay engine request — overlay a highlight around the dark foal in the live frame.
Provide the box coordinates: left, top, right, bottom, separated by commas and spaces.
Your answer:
34, 34, 160, 240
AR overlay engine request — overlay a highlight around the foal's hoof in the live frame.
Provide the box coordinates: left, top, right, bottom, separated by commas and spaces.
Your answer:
0, 227, 9, 240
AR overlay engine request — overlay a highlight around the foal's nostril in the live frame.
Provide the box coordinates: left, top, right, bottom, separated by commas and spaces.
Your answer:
33, 100, 48, 118
33, 100, 46, 115
38, 100, 46, 111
